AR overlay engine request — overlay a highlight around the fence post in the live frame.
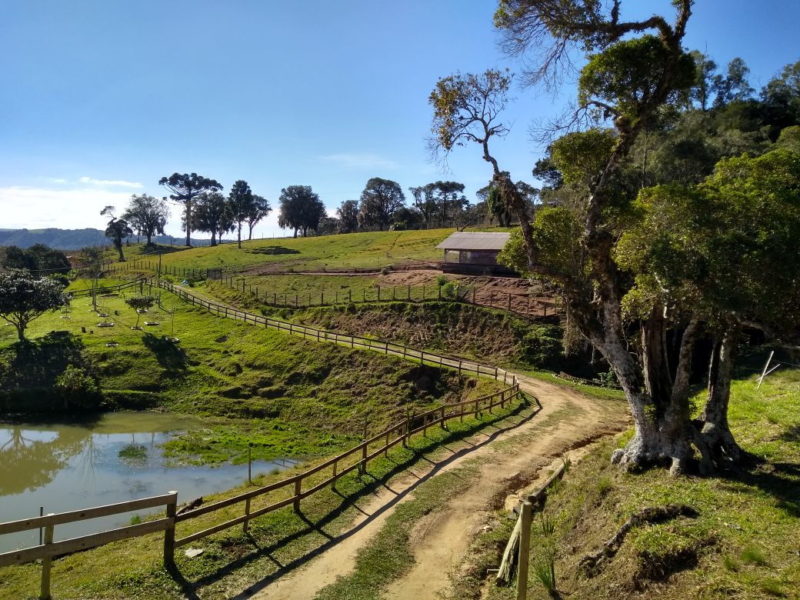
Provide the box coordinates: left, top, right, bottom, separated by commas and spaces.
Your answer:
440, 406, 446, 429
294, 478, 302, 512
243, 497, 251, 534
517, 500, 533, 600
163, 491, 178, 570
39, 514, 55, 600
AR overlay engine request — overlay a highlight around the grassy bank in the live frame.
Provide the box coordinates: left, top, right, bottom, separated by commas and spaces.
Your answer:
0, 282, 502, 464
117, 228, 461, 273
459, 362, 800, 600
0, 395, 531, 600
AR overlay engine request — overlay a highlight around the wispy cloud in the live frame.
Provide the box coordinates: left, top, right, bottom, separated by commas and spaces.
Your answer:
78, 176, 143, 188
318, 153, 400, 170
0, 186, 133, 229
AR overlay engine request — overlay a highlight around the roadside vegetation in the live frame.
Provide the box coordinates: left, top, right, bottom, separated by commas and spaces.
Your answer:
451, 359, 800, 600
0, 392, 530, 600
0, 282, 501, 464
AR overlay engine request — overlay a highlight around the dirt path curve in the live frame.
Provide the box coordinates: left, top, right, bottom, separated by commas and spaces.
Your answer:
251, 375, 626, 600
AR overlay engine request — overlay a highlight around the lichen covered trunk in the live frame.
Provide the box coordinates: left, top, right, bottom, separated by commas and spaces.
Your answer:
700, 328, 743, 463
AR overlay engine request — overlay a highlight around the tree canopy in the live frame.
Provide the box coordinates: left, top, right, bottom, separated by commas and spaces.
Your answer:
122, 194, 168, 247
193, 191, 233, 246
358, 178, 405, 231
0, 271, 69, 341
159, 172, 222, 246
277, 186, 325, 237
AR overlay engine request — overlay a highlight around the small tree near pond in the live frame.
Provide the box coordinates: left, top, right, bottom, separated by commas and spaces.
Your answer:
125, 296, 155, 329
0, 271, 70, 341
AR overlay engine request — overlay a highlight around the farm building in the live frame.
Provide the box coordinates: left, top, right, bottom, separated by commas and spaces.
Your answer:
436, 231, 515, 275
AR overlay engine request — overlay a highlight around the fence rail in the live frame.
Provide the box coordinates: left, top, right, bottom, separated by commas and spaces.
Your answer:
0, 277, 539, 600
107, 260, 564, 320
155, 279, 521, 384
0, 492, 177, 600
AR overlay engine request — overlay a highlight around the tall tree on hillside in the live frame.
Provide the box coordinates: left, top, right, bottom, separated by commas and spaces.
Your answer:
433, 1, 712, 474
159, 173, 223, 247
358, 178, 405, 231
246, 195, 271, 240
711, 57, 755, 108
101, 206, 133, 262
429, 181, 467, 226
193, 192, 233, 246
228, 180, 255, 248
0, 271, 69, 342
409, 184, 438, 228
336, 200, 359, 233
277, 185, 325, 237
79, 246, 105, 311
122, 194, 169, 247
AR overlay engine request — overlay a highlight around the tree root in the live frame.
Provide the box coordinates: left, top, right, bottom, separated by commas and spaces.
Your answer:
578, 504, 698, 578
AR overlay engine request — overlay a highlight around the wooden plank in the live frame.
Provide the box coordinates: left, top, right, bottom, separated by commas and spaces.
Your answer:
175, 477, 296, 521
0, 493, 176, 535
0, 519, 173, 567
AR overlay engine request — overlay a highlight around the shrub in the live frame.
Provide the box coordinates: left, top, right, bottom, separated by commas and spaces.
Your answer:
54, 365, 103, 410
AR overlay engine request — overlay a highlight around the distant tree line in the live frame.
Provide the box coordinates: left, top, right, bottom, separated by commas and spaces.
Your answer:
272, 176, 538, 239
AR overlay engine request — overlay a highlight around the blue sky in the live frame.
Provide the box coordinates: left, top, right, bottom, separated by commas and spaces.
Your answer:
1, 0, 798, 239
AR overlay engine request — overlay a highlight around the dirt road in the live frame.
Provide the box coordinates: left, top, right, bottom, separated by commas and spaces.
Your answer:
252, 374, 626, 600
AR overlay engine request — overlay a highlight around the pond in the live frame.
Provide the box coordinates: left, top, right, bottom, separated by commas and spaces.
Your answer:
0, 412, 295, 553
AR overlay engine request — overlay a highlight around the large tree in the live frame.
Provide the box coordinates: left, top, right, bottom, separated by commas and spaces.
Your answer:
193, 191, 233, 246
432, 1, 726, 475
0, 271, 69, 341
277, 185, 325, 237
246, 195, 271, 240
429, 181, 467, 226
358, 177, 405, 231
158, 173, 222, 247
122, 194, 169, 246
409, 184, 438, 228
228, 179, 255, 248
101, 206, 133, 262
336, 200, 359, 233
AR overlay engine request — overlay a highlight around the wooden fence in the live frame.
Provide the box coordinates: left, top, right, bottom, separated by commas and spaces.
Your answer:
156, 279, 520, 383
107, 260, 564, 320
0, 493, 178, 600
0, 278, 538, 599
172, 382, 527, 551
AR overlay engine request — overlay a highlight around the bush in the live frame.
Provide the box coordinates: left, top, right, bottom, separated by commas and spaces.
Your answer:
54, 365, 103, 410
441, 281, 459, 299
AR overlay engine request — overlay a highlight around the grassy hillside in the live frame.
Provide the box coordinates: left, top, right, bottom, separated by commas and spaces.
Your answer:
0, 282, 501, 463
457, 359, 800, 600
120, 228, 462, 273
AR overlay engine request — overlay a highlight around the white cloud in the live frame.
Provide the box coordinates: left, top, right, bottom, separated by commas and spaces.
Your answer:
78, 176, 143, 188
0, 186, 134, 230
318, 153, 400, 170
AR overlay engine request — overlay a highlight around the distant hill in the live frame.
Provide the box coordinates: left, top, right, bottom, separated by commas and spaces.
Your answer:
0, 228, 219, 250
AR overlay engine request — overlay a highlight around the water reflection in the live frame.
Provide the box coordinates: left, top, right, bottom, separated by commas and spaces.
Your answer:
0, 413, 294, 552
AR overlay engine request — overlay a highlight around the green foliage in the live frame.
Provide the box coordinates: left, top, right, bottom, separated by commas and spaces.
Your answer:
122, 194, 169, 246
617, 147, 800, 328
54, 364, 102, 410
159, 172, 223, 247
498, 208, 584, 282
579, 35, 696, 123
192, 191, 234, 245
440, 280, 458, 299
336, 200, 360, 233
429, 69, 511, 153
358, 178, 406, 231
0, 271, 69, 341
551, 129, 617, 189
227, 179, 254, 247
277, 185, 325, 237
